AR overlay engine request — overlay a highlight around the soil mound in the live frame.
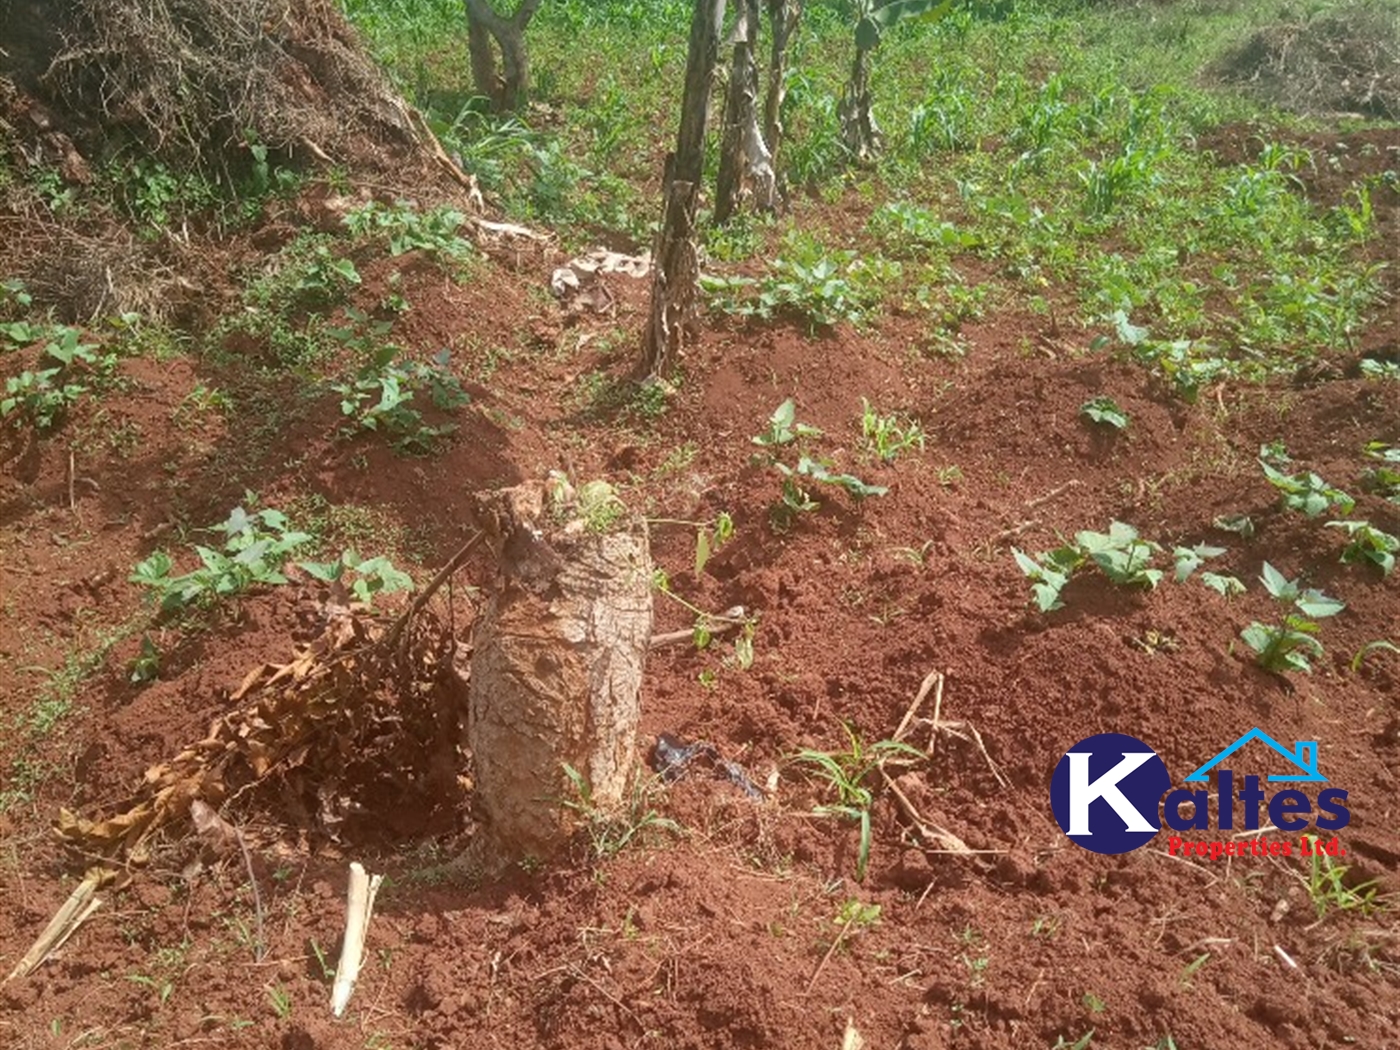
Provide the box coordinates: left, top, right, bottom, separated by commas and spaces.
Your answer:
1211, 1, 1400, 120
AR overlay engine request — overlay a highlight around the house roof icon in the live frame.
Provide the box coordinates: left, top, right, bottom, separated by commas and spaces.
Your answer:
1182, 727, 1326, 783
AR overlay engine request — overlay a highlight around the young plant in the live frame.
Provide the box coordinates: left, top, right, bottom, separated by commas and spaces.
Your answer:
1172, 543, 1227, 582
1075, 522, 1163, 588
1079, 396, 1129, 431
298, 549, 415, 605
752, 398, 821, 448
860, 398, 925, 462
1326, 520, 1397, 576
343, 200, 474, 264
1360, 442, 1400, 504
694, 511, 734, 576
1240, 562, 1345, 674
791, 725, 923, 881
333, 345, 469, 455
1012, 546, 1081, 612
130, 505, 312, 614
0, 327, 113, 431
1200, 572, 1247, 598
1260, 459, 1355, 518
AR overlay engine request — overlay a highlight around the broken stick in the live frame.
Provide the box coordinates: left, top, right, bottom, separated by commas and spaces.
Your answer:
330, 862, 383, 1017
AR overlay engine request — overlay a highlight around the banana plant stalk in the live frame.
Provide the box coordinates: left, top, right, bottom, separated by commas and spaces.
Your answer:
839, 0, 954, 161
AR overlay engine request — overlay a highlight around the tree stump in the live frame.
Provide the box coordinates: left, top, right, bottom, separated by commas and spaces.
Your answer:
468, 479, 652, 862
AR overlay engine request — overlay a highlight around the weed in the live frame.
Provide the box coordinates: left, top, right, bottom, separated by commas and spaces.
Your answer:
1051, 1033, 1094, 1050
1240, 562, 1345, 674
1080, 396, 1128, 431
130, 504, 312, 614
792, 725, 922, 881
343, 200, 475, 264
1327, 520, 1397, 576
561, 764, 681, 859
1351, 639, 1399, 673
1302, 834, 1382, 918
860, 398, 925, 462
267, 984, 293, 1020
1082, 992, 1106, 1015
126, 973, 176, 1007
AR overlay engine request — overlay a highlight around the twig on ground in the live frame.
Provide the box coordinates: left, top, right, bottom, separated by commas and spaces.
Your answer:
1026, 479, 1082, 508
232, 825, 266, 963
806, 912, 857, 994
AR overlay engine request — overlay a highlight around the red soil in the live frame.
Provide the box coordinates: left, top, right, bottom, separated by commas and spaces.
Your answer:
1, 126, 1398, 1050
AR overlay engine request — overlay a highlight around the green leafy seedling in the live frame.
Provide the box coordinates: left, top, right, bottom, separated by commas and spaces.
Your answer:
1326, 520, 1397, 576
753, 399, 822, 448
1241, 563, 1345, 674
1080, 396, 1128, 430
1075, 521, 1162, 588
299, 549, 414, 605
1260, 460, 1355, 518
1172, 543, 1226, 582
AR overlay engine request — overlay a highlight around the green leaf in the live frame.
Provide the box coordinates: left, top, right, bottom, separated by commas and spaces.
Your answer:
1173, 544, 1227, 582
299, 558, 344, 582
1080, 396, 1129, 430
1259, 562, 1295, 601
1295, 590, 1344, 619
1213, 514, 1256, 538
1200, 572, 1245, 597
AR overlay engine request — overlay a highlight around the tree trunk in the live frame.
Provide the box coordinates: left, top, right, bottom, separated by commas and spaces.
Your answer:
468, 481, 653, 863
838, 43, 880, 162
641, 0, 727, 379
762, 0, 802, 181
466, 14, 501, 108
462, 0, 542, 112
714, 0, 773, 223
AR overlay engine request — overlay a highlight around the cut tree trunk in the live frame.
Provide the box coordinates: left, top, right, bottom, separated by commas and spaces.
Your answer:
640, 0, 727, 378
467, 481, 653, 862
762, 0, 802, 186
714, 0, 774, 222
463, 0, 541, 111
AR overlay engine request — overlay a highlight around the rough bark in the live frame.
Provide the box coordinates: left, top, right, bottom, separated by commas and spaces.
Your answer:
463, 0, 541, 111
468, 481, 653, 862
714, 0, 773, 222
762, 0, 802, 182
641, 0, 727, 378
838, 43, 880, 162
